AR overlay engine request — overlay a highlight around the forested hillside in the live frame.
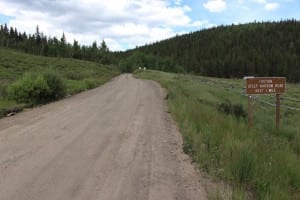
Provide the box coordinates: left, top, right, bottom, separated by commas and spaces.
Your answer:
0, 25, 111, 63
127, 20, 300, 82
2, 20, 300, 82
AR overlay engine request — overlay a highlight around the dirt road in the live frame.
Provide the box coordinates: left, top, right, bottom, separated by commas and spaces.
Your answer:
0, 74, 206, 200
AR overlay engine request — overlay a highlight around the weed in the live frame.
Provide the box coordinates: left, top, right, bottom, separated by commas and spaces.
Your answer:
230, 147, 256, 184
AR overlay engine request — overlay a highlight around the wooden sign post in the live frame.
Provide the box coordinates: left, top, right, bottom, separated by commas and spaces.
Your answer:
245, 77, 286, 129
248, 95, 253, 129
276, 94, 281, 129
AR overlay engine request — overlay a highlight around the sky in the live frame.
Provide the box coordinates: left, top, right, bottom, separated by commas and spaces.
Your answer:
0, 0, 299, 51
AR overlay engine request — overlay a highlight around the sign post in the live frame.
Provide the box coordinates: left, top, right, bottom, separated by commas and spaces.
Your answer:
245, 77, 286, 129
276, 94, 281, 129
248, 95, 253, 129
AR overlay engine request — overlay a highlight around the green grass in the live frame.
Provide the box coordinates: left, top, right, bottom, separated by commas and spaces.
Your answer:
135, 70, 300, 200
0, 48, 119, 117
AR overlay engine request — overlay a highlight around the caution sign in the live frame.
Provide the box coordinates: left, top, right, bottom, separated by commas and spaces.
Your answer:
246, 77, 286, 94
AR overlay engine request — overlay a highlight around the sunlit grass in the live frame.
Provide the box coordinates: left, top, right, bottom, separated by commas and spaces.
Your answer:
135, 70, 300, 200
0, 48, 119, 117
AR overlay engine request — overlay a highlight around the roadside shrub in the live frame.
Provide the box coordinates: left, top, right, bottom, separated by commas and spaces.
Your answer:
218, 102, 247, 118
84, 79, 98, 89
233, 104, 246, 118
43, 71, 66, 100
8, 72, 65, 104
8, 73, 35, 104
32, 74, 50, 102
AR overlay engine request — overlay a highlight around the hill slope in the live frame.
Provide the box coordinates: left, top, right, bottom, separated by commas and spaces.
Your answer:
0, 48, 119, 116
125, 20, 300, 82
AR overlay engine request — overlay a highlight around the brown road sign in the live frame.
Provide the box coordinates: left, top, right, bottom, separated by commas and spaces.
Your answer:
246, 77, 286, 94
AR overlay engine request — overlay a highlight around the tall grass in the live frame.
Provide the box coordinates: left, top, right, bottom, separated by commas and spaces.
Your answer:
135, 70, 300, 200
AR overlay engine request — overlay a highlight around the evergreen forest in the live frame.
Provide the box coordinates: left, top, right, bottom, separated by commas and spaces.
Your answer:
129, 20, 300, 82
1, 20, 300, 82
0, 25, 111, 64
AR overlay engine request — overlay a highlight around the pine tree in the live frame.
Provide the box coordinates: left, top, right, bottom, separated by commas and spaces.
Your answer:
72, 40, 81, 59
91, 41, 98, 61
59, 32, 67, 57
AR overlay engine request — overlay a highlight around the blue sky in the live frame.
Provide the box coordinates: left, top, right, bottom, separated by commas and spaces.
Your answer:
0, 0, 299, 50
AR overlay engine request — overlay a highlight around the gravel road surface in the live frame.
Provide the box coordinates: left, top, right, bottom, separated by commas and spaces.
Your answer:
0, 74, 206, 200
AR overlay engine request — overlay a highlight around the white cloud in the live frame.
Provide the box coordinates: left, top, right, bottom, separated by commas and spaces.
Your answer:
0, 0, 202, 51
251, 0, 280, 12
252, 0, 267, 4
265, 2, 279, 11
203, 0, 226, 13
173, 0, 182, 5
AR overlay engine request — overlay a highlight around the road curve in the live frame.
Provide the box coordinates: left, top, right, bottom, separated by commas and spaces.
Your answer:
0, 74, 206, 200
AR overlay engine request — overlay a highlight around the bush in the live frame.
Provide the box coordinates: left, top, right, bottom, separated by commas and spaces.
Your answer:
218, 102, 247, 118
8, 73, 35, 104
8, 72, 65, 104
32, 74, 50, 102
43, 71, 66, 100
84, 79, 98, 89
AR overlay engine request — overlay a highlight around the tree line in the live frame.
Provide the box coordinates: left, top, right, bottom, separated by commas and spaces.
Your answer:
0, 23, 183, 72
0, 24, 110, 64
1, 20, 300, 82
123, 20, 300, 82
116, 51, 184, 73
